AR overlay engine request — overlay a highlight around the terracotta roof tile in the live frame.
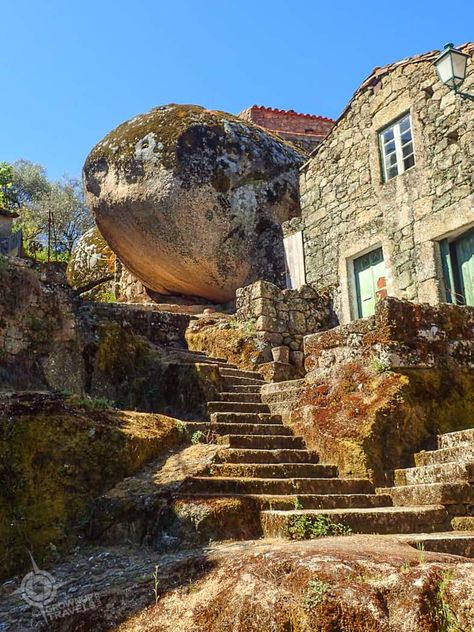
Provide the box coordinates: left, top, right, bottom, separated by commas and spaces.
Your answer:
248, 105, 334, 123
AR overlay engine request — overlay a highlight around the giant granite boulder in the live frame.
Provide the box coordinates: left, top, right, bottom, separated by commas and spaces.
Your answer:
83, 104, 306, 302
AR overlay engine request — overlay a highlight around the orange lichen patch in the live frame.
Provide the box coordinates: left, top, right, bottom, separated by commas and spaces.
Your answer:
186, 315, 267, 371
292, 362, 474, 485
102, 537, 474, 632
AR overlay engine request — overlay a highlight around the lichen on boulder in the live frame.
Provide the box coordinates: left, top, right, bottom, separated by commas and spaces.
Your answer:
83, 104, 306, 303
186, 314, 270, 371
290, 361, 474, 486
66, 225, 116, 300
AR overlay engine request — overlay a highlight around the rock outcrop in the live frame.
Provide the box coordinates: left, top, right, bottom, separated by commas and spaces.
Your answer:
83, 104, 306, 302
66, 225, 116, 299
2, 538, 472, 631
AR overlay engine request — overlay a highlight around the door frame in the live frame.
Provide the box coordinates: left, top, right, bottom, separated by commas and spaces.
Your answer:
353, 246, 385, 319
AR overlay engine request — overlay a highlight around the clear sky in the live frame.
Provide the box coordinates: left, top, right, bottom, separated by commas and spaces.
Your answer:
3, 0, 473, 181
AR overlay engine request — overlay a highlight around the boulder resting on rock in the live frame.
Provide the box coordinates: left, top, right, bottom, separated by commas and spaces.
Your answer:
83, 104, 306, 302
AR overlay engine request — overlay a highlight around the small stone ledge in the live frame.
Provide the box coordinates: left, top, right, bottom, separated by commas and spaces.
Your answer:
304, 297, 474, 375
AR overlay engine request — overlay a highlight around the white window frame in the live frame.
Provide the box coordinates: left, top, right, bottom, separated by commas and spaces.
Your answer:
379, 113, 415, 182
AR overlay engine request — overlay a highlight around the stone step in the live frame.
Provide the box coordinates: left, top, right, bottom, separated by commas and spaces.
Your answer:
218, 434, 306, 450
220, 367, 264, 379
186, 351, 231, 363
398, 532, 474, 558
394, 461, 474, 486
173, 351, 233, 366
208, 401, 270, 414
224, 384, 263, 394
260, 506, 449, 537
211, 412, 283, 425
414, 444, 474, 467
216, 448, 320, 464
211, 463, 338, 479
437, 427, 474, 450
184, 476, 374, 495
222, 375, 265, 386
177, 493, 394, 511
210, 423, 293, 437
377, 482, 474, 506
219, 392, 263, 403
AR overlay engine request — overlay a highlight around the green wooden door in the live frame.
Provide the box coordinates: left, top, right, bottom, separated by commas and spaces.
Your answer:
354, 248, 385, 318
454, 228, 474, 306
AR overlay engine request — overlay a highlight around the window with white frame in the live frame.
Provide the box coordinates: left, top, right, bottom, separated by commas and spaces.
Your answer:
379, 113, 415, 181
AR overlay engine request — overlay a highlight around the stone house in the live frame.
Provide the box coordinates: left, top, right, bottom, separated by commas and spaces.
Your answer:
238, 105, 334, 154
287, 43, 474, 323
0, 208, 21, 257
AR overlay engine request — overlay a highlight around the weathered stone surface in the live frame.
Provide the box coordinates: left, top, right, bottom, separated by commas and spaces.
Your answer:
66, 226, 116, 299
303, 297, 474, 377
236, 280, 335, 361
83, 104, 306, 302
185, 314, 271, 371
0, 258, 222, 418
2, 537, 472, 631
0, 391, 184, 580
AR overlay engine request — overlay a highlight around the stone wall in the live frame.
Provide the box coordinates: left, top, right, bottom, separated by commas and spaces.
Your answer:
304, 297, 474, 379
0, 257, 222, 417
236, 280, 335, 366
300, 44, 474, 324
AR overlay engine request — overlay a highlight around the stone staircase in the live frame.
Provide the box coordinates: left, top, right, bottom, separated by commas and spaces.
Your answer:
180, 355, 456, 539
378, 427, 474, 532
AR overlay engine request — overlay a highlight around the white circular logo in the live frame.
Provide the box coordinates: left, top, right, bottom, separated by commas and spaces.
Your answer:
20, 568, 57, 609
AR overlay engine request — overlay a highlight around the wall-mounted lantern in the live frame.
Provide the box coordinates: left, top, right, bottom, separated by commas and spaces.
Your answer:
434, 43, 473, 101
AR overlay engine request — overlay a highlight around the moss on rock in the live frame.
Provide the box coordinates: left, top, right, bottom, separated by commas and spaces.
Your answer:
0, 392, 183, 579
186, 315, 270, 371
291, 362, 474, 485
89, 321, 221, 418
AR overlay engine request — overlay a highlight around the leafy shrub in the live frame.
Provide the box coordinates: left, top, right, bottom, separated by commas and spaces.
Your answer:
67, 394, 115, 410
304, 579, 329, 611
288, 514, 352, 540
191, 430, 204, 444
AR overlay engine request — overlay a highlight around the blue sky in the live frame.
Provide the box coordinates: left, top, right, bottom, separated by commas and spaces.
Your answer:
3, 0, 473, 181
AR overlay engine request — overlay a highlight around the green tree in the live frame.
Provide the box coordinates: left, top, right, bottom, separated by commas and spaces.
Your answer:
8, 160, 93, 257
0, 162, 18, 210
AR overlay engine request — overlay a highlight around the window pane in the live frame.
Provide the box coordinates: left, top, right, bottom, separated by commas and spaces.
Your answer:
403, 153, 415, 170
402, 141, 413, 157
401, 130, 412, 144
387, 164, 398, 179
384, 140, 396, 154
399, 116, 411, 133
387, 152, 398, 167
382, 128, 394, 142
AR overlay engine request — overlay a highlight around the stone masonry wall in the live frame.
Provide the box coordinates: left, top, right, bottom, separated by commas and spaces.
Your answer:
236, 280, 334, 366
304, 297, 474, 379
300, 44, 474, 324
0, 257, 191, 393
